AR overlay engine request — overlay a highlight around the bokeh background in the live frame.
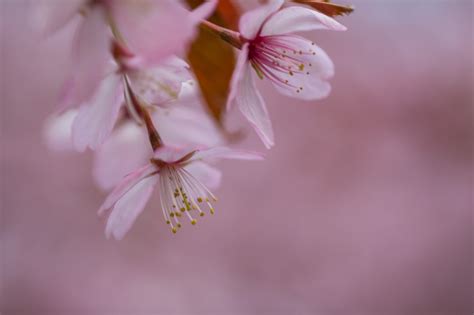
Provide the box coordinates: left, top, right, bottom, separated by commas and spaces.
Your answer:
1, 0, 472, 314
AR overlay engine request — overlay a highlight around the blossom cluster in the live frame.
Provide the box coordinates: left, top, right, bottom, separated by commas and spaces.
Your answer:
38, 0, 350, 239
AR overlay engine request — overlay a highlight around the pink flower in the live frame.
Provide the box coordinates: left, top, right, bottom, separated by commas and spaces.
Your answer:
71, 56, 192, 152
227, 0, 346, 148
32, 0, 217, 108
98, 146, 264, 240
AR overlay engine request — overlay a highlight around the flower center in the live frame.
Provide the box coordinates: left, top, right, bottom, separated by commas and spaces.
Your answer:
159, 165, 217, 234
249, 35, 317, 94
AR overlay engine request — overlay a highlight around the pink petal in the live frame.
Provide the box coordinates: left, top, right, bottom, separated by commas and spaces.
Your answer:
98, 163, 156, 215
93, 122, 152, 191
189, 0, 218, 23
236, 64, 275, 149
109, 0, 216, 67
185, 162, 222, 190
239, 0, 284, 39
267, 36, 334, 100
105, 175, 158, 240
127, 57, 191, 106
71, 74, 123, 152
227, 43, 250, 111
189, 147, 265, 163
261, 5, 346, 36
31, 0, 86, 35
42, 109, 77, 151
153, 146, 192, 164
152, 106, 223, 147
60, 6, 111, 109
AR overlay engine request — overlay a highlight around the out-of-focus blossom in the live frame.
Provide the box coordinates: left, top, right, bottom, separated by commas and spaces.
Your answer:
108, 0, 218, 68
32, 0, 217, 108
227, 0, 346, 148
71, 56, 191, 152
43, 78, 224, 188
98, 146, 264, 240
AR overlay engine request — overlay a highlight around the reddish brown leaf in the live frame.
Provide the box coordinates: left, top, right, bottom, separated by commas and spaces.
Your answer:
293, 0, 354, 17
185, 0, 240, 125
215, 0, 240, 30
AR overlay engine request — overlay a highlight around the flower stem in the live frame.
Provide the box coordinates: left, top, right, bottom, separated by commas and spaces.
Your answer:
201, 20, 243, 49
106, 5, 162, 151
123, 76, 163, 151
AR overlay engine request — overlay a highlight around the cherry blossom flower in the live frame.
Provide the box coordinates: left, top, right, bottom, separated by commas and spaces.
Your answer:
32, 0, 217, 109
227, 0, 346, 148
70, 56, 192, 152
98, 146, 264, 240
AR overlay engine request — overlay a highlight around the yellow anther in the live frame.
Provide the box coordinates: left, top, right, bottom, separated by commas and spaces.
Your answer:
170, 212, 175, 217
171, 227, 177, 234
177, 223, 182, 228
166, 220, 170, 225
191, 219, 197, 225
299, 64, 304, 71
180, 207, 185, 212
210, 208, 215, 215
197, 197, 203, 203
200, 212, 205, 217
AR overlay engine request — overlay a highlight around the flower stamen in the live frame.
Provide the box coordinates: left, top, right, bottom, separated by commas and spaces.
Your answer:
159, 165, 217, 233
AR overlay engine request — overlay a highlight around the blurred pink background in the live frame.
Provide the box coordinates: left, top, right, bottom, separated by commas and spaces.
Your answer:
1, 0, 472, 314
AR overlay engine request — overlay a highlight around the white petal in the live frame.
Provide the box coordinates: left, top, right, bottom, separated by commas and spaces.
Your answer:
239, 0, 284, 39
128, 56, 191, 106
227, 43, 250, 111
93, 122, 151, 190
237, 64, 275, 149
99, 164, 156, 215
185, 162, 222, 190
31, 0, 86, 35
267, 36, 334, 100
71, 74, 123, 152
61, 6, 111, 108
152, 106, 223, 147
42, 109, 78, 151
261, 5, 346, 36
153, 146, 190, 164
105, 175, 158, 240
189, 147, 265, 163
